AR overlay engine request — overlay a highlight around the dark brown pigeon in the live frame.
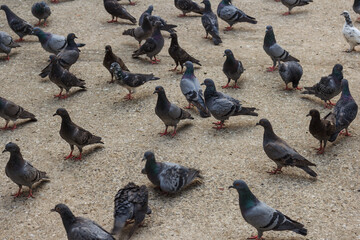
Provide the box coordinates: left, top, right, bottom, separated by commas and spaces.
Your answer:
103, 0, 136, 24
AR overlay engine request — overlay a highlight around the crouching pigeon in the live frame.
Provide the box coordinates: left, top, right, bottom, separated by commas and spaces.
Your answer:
0, 31, 20, 60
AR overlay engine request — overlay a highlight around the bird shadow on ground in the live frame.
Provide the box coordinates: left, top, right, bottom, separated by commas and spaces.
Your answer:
300, 95, 329, 109
101, 21, 136, 26
80, 145, 105, 159
265, 169, 318, 183
5, 180, 50, 203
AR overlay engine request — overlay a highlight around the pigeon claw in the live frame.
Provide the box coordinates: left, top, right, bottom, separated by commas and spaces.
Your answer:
221, 84, 231, 89
159, 131, 170, 136
282, 11, 291, 16
75, 153, 82, 160
123, 94, 134, 100
65, 152, 74, 160
247, 236, 264, 240
177, 14, 186, 17
129, 1, 136, 5
184, 103, 193, 109
6, 55, 10, 61
12, 188, 22, 198
15, 38, 24, 42
35, 21, 41, 26
339, 129, 351, 136
224, 26, 233, 31
232, 84, 240, 89
26, 190, 34, 198
267, 167, 283, 174
266, 66, 276, 72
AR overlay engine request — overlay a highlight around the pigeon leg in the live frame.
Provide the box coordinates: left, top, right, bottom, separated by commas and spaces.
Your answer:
169, 65, 178, 72
12, 186, 22, 197
35, 20, 41, 26
129, 1, 136, 5
212, 121, 222, 125
124, 93, 134, 100
178, 13, 186, 17
247, 236, 264, 240
75, 153, 82, 160
233, 82, 240, 89
295, 86, 302, 90
54, 89, 64, 98
171, 127, 177, 137
266, 66, 277, 72
15, 38, 24, 42
222, 79, 231, 88
1, 121, 9, 130
340, 129, 351, 136
284, 84, 291, 91
107, 16, 117, 23
26, 189, 34, 198
159, 126, 169, 136
213, 121, 225, 130
357, 17, 360, 22
224, 26, 233, 31
282, 11, 291, 16
184, 103, 193, 109
6, 54, 10, 60
154, 57, 161, 62
65, 145, 74, 159
60, 93, 68, 99
203, 33, 209, 39
267, 167, 283, 174
11, 124, 17, 131
43, 20, 48, 27
51, 0, 59, 3
327, 100, 336, 106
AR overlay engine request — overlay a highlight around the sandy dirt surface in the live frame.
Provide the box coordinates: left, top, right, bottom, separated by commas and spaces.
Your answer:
0, 0, 359, 239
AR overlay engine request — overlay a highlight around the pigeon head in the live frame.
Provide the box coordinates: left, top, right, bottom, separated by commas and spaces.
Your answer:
67, 33, 77, 40
147, 5, 154, 14
0, 5, 9, 11
153, 86, 165, 94
53, 108, 70, 118
110, 62, 122, 75
105, 45, 113, 53
264, 26, 276, 46
153, 21, 163, 29
341, 11, 350, 17
256, 118, 272, 128
169, 32, 177, 39
331, 64, 343, 78
39, 1, 47, 7
229, 180, 258, 209
201, 0, 211, 11
229, 180, 249, 191
224, 49, 233, 57
142, 151, 155, 161
2, 142, 20, 153
184, 61, 194, 75
265, 25, 273, 32
340, 79, 351, 97
306, 109, 320, 118
201, 78, 215, 87
51, 204, 76, 226
31, 27, 44, 36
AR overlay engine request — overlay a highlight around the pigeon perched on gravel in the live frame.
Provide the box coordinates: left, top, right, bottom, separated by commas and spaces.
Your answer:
142, 151, 202, 193
154, 86, 194, 136
278, 61, 303, 90
110, 62, 160, 100
123, 16, 153, 46
174, 0, 204, 17
217, 0, 257, 31
307, 109, 336, 154
341, 11, 360, 52
263, 25, 299, 72
202, 79, 258, 129
31, 1, 51, 26
0, 31, 20, 60
280, 0, 313, 15
229, 180, 308, 240
222, 49, 245, 89
111, 182, 151, 238
103, 45, 129, 83
52, 204, 115, 240
302, 64, 343, 108
180, 61, 210, 118
201, 0, 222, 45
4, 142, 49, 198
256, 118, 317, 177
103, 0, 136, 24
139, 5, 177, 33
0, 5, 33, 42
53, 108, 104, 160
0, 97, 37, 130
353, 0, 360, 21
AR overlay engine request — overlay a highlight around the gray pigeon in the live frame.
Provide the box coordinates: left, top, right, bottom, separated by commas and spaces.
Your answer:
280, 0, 313, 15
31, 1, 51, 27
51, 204, 115, 240
103, 45, 130, 83
53, 108, 104, 160
217, 0, 257, 31
141, 151, 202, 193
180, 61, 210, 118
201, 0, 222, 45
0, 31, 20, 60
139, 5, 177, 33
256, 118, 317, 177
353, 0, 360, 21
174, 0, 204, 17
201, 79, 258, 129
0, 96, 37, 130
0, 5, 33, 42
110, 62, 160, 100
123, 15, 153, 46
263, 25, 299, 72
229, 180, 308, 240
3, 142, 49, 198
111, 182, 151, 239
103, 0, 136, 24
278, 61, 303, 90
222, 49, 245, 89
154, 86, 194, 136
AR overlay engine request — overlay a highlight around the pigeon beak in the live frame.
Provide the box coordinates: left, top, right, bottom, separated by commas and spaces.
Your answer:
255, 122, 260, 126
141, 157, 146, 161
228, 186, 234, 189
53, 113, 58, 116
153, 90, 158, 94
223, 54, 226, 57
50, 208, 56, 212
2, 149, 7, 153
306, 113, 310, 117
200, 83, 205, 86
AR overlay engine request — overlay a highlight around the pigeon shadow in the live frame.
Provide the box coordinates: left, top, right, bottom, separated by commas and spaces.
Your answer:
300, 95, 328, 108
265, 169, 318, 183
80, 145, 105, 159
102, 21, 136, 26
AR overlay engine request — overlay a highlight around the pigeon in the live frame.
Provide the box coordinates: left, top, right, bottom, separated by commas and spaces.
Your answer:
353, 0, 360, 21
31, 1, 51, 27
103, 0, 136, 24
0, 5, 33, 42
0, 31, 20, 60
110, 62, 160, 100
0, 97, 37, 130
263, 25, 299, 72
141, 151, 202, 193
3, 142, 49, 198
306, 109, 336, 154
53, 108, 104, 160
180, 61, 210, 118
278, 61, 303, 90
280, 0, 313, 15
132, 21, 164, 64
302, 64, 343, 108
201, 79, 258, 129
174, 0, 205, 17
51, 204, 115, 240
139, 5, 177, 33
229, 180, 308, 240
111, 182, 151, 238
168, 32, 201, 73
341, 11, 360, 52
154, 86, 194, 136
217, 0, 257, 31
327, 79, 358, 142
103, 45, 130, 83
123, 16, 153, 46
222, 49, 245, 89
256, 118, 317, 177
201, 0, 222, 45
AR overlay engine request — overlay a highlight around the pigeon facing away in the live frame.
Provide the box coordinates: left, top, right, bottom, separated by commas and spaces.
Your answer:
0, 31, 20, 60
4, 142, 49, 198
222, 49, 245, 89
229, 180, 308, 240
139, 5, 177, 33
278, 61, 303, 90
110, 62, 160, 100
201, 0, 222, 45
111, 182, 151, 238
280, 0, 313, 15
217, 0, 257, 31
168, 32, 201, 73
174, 0, 205, 17
103, 45, 130, 83
51, 204, 115, 240
353, 0, 360, 21
263, 25, 299, 72
0, 5, 33, 42
123, 16, 153, 46
341, 11, 360, 52
142, 151, 202, 193
256, 118, 317, 177
103, 0, 136, 24
154, 86, 194, 136
202, 79, 258, 129
53, 108, 104, 160
0, 96, 37, 130
31, 1, 51, 27
302, 64, 343, 108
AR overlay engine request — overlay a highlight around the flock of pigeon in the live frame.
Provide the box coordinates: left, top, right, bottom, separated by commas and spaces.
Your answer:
0, 0, 359, 239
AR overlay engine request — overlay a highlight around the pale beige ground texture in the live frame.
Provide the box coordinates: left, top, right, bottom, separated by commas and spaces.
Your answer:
0, 0, 359, 239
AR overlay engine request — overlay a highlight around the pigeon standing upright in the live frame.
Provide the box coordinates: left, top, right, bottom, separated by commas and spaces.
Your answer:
31, 1, 51, 27
0, 31, 20, 60
201, 0, 222, 45
353, 0, 360, 21
280, 0, 313, 15
103, 45, 129, 83
103, 0, 136, 24
174, 0, 204, 17
222, 49, 245, 89
123, 16, 153, 46
341, 11, 360, 52
229, 180, 308, 240
278, 61, 303, 90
